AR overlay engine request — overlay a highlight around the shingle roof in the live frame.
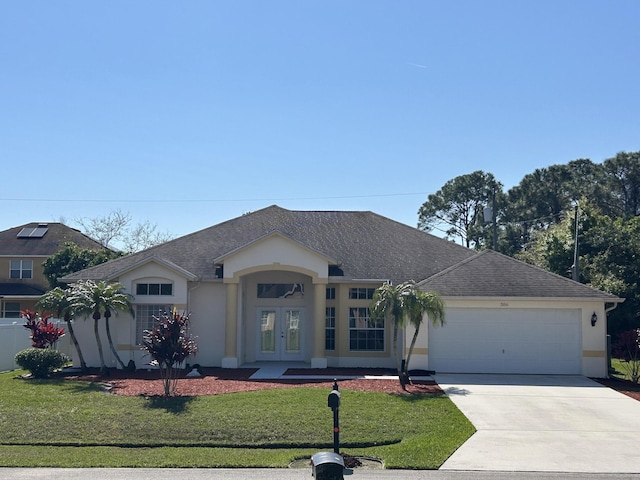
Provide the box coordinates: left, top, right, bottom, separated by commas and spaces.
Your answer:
59, 206, 623, 302
0, 222, 106, 256
418, 249, 621, 300
61, 205, 476, 283
0, 283, 47, 296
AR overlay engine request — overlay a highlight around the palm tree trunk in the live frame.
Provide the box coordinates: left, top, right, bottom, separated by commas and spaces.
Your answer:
65, 319, 87, 372
404, 324, 421, 385
94, 318, 107, 376
392, 324, 406, 389
104, 317, 126, 369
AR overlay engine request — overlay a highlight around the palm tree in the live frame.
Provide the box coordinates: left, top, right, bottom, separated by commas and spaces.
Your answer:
401, 287, 445, 383
72, 280, 134, 375
370, 282, 406, 378
36, 287, 88, 372
370, 281, 445, 387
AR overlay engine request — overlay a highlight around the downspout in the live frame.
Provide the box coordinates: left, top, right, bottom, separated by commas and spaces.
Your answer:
605, 300, 624, 378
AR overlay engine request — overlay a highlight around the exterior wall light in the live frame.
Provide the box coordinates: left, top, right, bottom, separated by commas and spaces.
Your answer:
591, 312, 598, 327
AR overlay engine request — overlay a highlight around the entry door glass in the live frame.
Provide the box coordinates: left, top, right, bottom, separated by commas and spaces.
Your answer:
260, 310, 276, 355
285, 309, 301, 354
256, 308, 304, 361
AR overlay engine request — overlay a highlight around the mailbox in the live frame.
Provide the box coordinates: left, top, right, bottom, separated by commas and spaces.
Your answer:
328, 389, 341, 410
311, 451, 344, 480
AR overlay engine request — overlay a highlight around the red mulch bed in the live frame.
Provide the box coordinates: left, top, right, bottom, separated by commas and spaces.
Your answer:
595, 377, 640, 401
59, 368, 442, 397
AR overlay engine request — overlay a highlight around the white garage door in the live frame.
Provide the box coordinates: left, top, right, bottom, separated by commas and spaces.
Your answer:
428, 308, 581, 374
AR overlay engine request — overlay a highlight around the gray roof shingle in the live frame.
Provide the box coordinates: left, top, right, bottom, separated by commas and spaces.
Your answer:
61, 205, 476, 283
418, 249, 621, 300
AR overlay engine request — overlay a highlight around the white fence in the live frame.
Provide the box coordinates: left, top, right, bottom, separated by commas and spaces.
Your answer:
0, 319, 71, 372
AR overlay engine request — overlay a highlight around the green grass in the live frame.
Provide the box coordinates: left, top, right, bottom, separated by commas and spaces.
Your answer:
0, 371, 474, 469
611, 358, 640, 385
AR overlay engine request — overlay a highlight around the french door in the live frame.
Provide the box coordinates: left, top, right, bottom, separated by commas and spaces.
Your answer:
256, 307, 304, 361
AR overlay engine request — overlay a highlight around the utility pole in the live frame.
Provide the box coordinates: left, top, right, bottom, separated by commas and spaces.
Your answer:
492, 187, 497, 250
572, 204, 579, 282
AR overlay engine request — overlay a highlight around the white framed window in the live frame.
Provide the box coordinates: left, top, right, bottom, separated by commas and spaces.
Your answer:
325, 307, 336, 351
2, 301, 21, 318
349, 287, 376, 300
10, 260, 33, 279
349, 307, 384, 351
136, 283, 173, 296
135, 304, 171, 345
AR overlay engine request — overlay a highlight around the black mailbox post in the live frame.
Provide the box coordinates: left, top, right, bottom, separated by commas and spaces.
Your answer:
311, 380, 344, 480
327, 380, 341, 454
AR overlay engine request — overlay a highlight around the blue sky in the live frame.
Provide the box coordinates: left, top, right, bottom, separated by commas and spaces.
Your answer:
1, 1, 639, 241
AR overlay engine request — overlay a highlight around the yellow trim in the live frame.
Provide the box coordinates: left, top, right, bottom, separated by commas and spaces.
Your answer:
582, 350, 605, 358
405, 347, 428, 355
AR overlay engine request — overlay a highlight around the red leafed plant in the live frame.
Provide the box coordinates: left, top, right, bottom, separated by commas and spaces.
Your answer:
142, 311, 198, 396
22, 309, 65, 349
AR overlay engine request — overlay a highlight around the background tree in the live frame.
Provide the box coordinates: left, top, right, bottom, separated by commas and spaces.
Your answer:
418, 171, 503, 248
602, 151, 640, 219
42, 243, 121, 289
37, 287, 88, 372
74, 209, 174, 252
370, 281, 445, 388
516, 200, 640, 336
503, 159, 606, 253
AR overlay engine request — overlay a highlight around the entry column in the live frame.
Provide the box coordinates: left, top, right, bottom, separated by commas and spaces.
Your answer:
312, 282, 327, 368
222, 281, 239, 368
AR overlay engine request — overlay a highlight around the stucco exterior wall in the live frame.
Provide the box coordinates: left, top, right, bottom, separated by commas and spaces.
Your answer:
187, 282, 226, 366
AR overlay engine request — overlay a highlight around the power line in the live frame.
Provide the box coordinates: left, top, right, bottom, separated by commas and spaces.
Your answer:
0, 192, 430, 204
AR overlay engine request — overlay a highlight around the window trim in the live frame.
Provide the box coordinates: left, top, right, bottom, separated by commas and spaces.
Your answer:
135, 283, 174, 296
325, 306, 336, 351
348, 306, 385, 352
135, 304, 172, 345
10, 260, 33, 279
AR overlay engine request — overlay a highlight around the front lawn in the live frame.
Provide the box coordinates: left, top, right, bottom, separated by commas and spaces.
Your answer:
0, 370, 474, 469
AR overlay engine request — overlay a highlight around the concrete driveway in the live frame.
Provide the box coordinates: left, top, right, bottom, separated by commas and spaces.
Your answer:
434, 374, 640, 473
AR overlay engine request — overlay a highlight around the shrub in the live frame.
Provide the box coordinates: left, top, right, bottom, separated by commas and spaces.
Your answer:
142, 311, 198, 396
15, 348, 70, 378
613, 329, 640, 383
22, 309, 65, 348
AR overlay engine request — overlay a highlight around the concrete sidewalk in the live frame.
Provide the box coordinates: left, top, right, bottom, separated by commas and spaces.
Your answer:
3, 468, 640, 480
436, 374, 640, 474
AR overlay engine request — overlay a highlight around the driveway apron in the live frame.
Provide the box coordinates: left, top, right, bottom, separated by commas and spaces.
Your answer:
435, 374, 640, 473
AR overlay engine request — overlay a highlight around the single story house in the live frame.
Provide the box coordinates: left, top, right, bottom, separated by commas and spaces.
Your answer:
61, 205, 621, 377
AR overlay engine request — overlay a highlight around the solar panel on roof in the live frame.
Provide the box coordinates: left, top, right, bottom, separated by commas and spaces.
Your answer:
16, 225, 49, 238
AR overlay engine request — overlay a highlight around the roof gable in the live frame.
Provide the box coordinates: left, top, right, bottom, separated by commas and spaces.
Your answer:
214, 230, 337, 264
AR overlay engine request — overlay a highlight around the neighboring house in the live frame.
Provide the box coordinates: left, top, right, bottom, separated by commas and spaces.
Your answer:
0, 222, 105, 318
61, 206, 622, 377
